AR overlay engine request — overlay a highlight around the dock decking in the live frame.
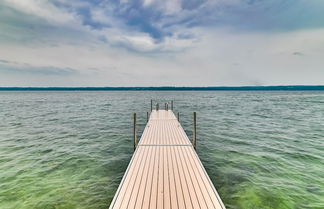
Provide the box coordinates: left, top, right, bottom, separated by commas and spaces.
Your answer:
109, 110, 226, 209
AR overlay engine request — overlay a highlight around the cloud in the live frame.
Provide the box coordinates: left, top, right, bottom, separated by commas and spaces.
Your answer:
3, 0, 76, 24
2, 0, 324, 52
0, 0, 323, 86
293, 52, 304, 56
0, 60, 78, 76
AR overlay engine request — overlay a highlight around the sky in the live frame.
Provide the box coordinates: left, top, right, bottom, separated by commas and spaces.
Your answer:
0, 0, 324, 87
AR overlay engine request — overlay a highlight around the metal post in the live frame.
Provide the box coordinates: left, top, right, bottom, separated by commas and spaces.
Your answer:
177, 112, 180, 122
156, 103, 159, 111
166, 104, 169, 111
150, 100, 153, 112
165, 103, 167, 110
133, 113, 137, 151
171, 101, 173, 110
147, 112, 149, 122
193, 112, 197, 150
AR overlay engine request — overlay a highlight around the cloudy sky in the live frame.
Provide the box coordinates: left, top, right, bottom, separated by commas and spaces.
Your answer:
0, 0, 323, 87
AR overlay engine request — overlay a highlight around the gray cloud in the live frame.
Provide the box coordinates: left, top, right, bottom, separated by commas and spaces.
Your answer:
0, 61, 78, 76
293, 52, 304, 56
0, 0, 323, 86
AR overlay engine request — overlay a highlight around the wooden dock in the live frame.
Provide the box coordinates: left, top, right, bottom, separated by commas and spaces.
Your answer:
109, 109, 226, 209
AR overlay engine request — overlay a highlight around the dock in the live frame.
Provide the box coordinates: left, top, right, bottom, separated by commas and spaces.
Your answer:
109, 106, 226, 209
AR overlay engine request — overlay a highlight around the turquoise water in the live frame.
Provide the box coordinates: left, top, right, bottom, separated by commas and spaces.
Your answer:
0, 91, 323, 209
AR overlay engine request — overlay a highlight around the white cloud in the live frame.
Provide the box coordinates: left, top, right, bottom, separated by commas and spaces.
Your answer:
143, 0, 155, 7
3, 0, 76, 24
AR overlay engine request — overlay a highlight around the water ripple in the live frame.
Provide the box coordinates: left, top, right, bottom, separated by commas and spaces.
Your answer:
0, 91, 323, 209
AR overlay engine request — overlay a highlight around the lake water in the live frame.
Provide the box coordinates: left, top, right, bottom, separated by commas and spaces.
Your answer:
0, 91, 323, 209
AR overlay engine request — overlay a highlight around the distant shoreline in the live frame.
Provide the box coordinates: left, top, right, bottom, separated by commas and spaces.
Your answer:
0, 86, 324, 91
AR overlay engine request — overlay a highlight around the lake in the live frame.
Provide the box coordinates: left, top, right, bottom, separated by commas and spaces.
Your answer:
0, 91, 323, 209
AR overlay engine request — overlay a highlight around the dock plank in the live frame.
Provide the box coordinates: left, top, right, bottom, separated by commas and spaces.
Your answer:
109, 110, 225, 209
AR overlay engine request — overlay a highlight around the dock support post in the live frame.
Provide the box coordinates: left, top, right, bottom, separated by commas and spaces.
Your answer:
133, 113, 137, 151
156, 103, 159, 111
171, 101, 173, 110
177, 112, 180, 122
146, 112, 149, 122
193, 112, 197, 150
150, 100, 153, 112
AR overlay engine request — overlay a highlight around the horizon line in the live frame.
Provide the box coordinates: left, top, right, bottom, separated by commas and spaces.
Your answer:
0, 85, 324, 91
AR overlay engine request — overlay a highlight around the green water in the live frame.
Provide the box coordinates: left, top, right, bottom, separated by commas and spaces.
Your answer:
0, 91, 323, 209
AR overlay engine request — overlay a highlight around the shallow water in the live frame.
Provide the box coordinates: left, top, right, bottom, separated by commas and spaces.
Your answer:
0, 91, 323, 209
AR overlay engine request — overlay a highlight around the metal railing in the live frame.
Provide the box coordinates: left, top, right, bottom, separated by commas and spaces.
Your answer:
133, 101, 197, 150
